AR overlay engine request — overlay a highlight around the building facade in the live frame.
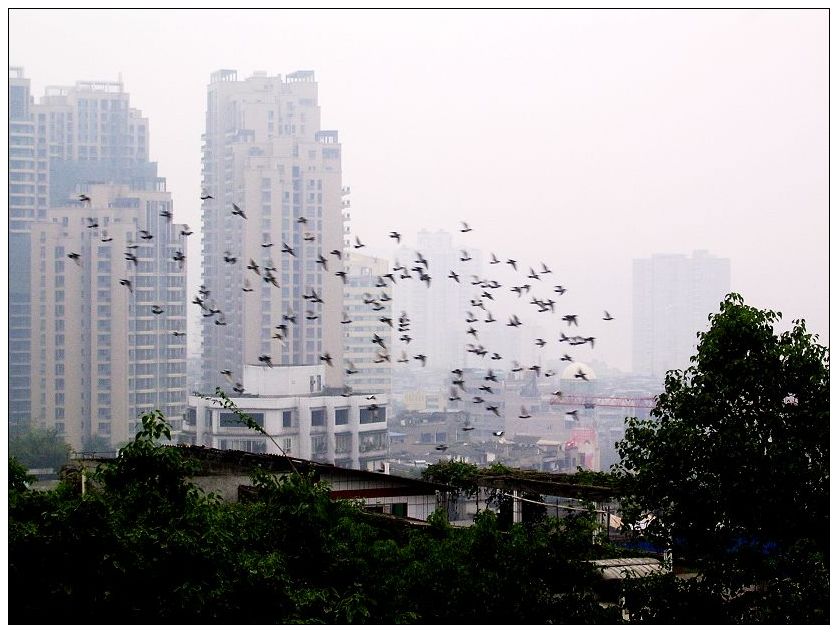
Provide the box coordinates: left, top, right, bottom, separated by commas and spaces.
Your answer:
185, 365, 388, 470
200, 69, 346, 393
9, 67, 158, 429
28, 182, 188, 450
343, 251, 393, 394
632, 250, 731, 378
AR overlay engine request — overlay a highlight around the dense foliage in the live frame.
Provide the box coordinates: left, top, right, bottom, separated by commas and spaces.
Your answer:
614, 293, 829, 623
10, 411, 621, 624
9, 426, 72, 471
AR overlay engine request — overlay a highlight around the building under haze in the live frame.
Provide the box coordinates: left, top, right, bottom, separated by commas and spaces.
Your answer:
343, 252, 393, 394
632, 250, 730, 378
9, 67, 166, 435
199, 69, 346, 393
393, 230, 483, 373
27, 182, 188, 450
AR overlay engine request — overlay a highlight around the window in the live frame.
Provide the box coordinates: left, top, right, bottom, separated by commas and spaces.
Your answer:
360, 406, 386, 424
311, 408, 326, 427
311, 434, 327, 455
335, 433, 352, 454
335, 408, 349, 425
281, 410, 294, 428
219, 411, 264, 428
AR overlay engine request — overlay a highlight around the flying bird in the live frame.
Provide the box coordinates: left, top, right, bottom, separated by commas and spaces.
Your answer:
151, 305, 164, 315
486, 405, 501, 417
460, 221, 472, 233
319, 352, 333, 367
603, 311, 614, 321
389, 231, 401, 243
232, 203, 247, 219
181, 225, 194, 237
519, 406, 532, 419
86, 217, 98, 229
489, 253, 500, 265
200, 191, 213, 200
119, 279, 133, 292
67, 252, 81, 266
562, 314, 579, 326
258, 354, 273, 367
78, 193, 91, 203
353, 235, 365, 249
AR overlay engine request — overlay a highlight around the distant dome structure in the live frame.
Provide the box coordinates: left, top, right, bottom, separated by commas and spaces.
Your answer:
560, 361, 597, 381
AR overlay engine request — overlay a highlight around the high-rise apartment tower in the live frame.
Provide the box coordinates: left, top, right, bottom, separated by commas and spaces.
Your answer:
200, 70, 346, 392
632, 250, 731, 378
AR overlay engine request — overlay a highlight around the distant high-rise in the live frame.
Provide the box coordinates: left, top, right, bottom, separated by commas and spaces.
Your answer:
632, 250, 731, 377
343, 252, 392, 394
28, 182, 188, 450
200, 69, 346, 392
9, 67, 160, 430
393, 230, 482, 372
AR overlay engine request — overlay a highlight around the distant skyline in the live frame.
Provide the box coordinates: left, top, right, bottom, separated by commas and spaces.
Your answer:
9, 9, 829, 371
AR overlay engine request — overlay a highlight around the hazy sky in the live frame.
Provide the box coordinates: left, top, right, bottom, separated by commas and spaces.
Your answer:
9, 9, 829, 371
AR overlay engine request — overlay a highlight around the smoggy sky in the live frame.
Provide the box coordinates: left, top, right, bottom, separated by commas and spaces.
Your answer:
9, 9, 829, 372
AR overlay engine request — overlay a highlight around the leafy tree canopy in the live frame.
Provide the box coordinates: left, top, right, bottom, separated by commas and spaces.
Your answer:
613, 293, 828, 620
10, 426, 72, 471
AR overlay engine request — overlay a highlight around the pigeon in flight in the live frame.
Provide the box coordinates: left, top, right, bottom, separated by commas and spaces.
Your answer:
67, 252, 81, 266
389, 231, 401, 243
78, 193, 91, 203
151, 305, 164, 315
448, 271, 460, 283
319, 352, 333, 367
506, 259, 517, 271
200, 191, 213, 200
86, 217, 98, 229
100, 231, 113, 243
232, 203, 247, 219
281, 242, 295, 257
562, 314, 579, 326
519, 406, 532, 419
119, 279, 133, 292
492, 430, 504, 437
507, 315, 522, 327
181, 225, 194, 237
353, 235, 365, 249
460, 221, 472, 233
139, 230, 153, 241
603, 311, 614, 321
486, 405, 501, 417
258, 354, 273, 367
460, 250, 472, 262
489, 253, 500, 265
297, 216, 308, 224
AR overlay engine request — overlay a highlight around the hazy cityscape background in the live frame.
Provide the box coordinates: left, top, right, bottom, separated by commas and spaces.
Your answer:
8, 9, 828, 468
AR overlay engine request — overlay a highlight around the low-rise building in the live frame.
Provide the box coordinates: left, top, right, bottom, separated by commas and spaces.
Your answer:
183, 365, 388, 470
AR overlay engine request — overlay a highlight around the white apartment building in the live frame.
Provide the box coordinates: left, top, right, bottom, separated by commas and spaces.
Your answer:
185, 365, 388, 471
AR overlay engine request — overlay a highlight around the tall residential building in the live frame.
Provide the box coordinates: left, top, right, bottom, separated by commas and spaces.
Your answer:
393, 230, 483, 372
343, 252, 393, 394
9, 67, 158, 428
632, 250, 731, 378
200, 70, 346, 393
28, 182, 188, 450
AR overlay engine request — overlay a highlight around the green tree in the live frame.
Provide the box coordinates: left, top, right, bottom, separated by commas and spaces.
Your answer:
9, 426, 72, 471
614, 293, 829, 622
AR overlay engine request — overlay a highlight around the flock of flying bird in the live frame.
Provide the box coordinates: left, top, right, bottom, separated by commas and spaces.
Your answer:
66, 192, 615, 448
